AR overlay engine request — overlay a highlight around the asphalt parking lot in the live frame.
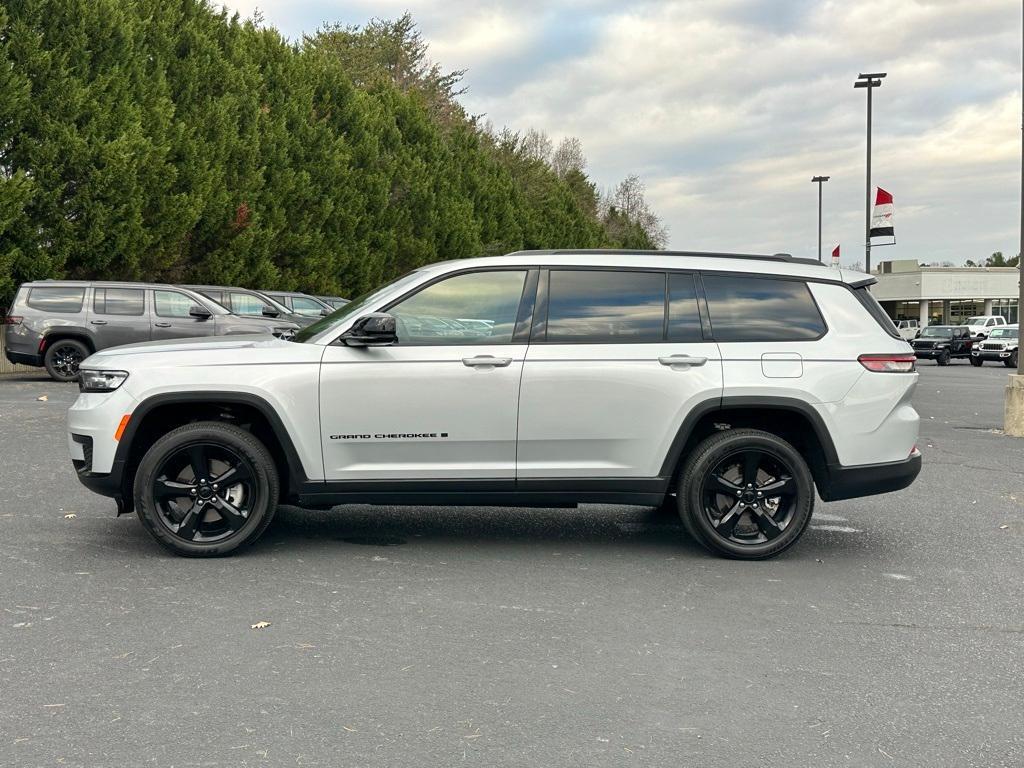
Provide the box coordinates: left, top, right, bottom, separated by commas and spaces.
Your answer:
1, 361, 1022, 767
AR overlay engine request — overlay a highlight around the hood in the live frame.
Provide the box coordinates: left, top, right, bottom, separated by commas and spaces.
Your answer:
85, 334, 291, 362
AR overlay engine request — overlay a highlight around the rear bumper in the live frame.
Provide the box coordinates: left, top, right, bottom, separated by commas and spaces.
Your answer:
819, 450, 922, 502
5, 348, 42, 367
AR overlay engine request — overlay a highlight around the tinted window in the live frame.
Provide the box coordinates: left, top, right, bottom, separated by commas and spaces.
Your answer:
94, 288, 145, 316
391, 270, 527, 344
154, 290, 196, 318
546, 270, 665, 343
27, 286, 85, 313
703, 275, 826, 342
230, 292, 272, 316
668, 273, 703, 342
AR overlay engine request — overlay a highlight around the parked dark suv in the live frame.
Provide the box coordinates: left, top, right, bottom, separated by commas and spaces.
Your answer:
910, 325, 974, 366
3, 281, 299, 381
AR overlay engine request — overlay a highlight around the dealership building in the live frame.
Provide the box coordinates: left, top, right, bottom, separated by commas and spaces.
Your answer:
872, 260, 1020, 326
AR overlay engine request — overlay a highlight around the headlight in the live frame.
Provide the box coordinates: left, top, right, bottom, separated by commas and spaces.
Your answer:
79, 369, 129, 393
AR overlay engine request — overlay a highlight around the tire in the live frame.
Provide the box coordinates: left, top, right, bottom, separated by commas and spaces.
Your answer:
133, 421, 279, 557
675, 429, 814, 560
936, 350, 950, 366
43, 338, 89, 382
970, 355, 983, 367
1007, 351, 1019, 369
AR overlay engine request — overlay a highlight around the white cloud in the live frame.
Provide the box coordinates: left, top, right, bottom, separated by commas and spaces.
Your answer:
220, 0, 1022, 264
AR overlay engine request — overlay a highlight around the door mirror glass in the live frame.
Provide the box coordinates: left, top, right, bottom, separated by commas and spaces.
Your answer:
262, 306, 279, 317
341, 313, 398, 346
189, 305, 212, 319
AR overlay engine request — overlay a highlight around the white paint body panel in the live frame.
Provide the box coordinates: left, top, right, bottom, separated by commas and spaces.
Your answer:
319, 344, 525, 479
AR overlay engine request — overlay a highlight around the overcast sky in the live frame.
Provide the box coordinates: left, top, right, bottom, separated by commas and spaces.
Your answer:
221, 0, 1021, 267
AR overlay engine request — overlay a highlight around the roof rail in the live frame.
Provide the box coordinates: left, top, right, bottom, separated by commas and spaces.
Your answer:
506, 249, 825, 267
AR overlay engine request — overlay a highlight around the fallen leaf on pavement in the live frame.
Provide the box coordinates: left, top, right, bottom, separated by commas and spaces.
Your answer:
63, 513, 76, 519
37, 395, 48, 402
250, 621, 271, 629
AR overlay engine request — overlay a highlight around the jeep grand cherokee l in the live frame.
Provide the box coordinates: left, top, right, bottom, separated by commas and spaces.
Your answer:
66, 250, 921, 559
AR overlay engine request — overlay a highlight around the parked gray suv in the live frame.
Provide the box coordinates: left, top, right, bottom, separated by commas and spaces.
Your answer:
181, 285, 317, 328
3, 281, 300, 381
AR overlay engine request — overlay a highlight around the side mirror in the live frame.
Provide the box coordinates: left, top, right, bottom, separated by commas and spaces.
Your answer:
189, 305, 212, 320
262, 307, 280, 318
915, 331, 921, 338
320, 308, 331, 317
340, 313, 397, 347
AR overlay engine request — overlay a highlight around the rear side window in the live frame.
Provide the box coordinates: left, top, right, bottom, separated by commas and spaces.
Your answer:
852, 285, 901, 339
94, 288, 145, 316
27, 286, 85, 313
546, 270, 665, 343
703, 275, 826, 342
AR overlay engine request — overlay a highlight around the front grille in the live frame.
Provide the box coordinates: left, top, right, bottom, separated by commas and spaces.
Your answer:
981, 343, 1003, 350
71, 434, 93, 473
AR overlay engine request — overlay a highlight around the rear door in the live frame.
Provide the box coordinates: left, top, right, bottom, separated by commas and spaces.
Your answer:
150, 289, 218, 340
516, 268, 723, 480
90, 287, 150, 349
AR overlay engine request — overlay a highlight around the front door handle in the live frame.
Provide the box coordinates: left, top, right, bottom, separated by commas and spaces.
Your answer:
90, 320, 108, 325
462, 355, 513, 368
154, 322, 172, 328
659, 354, 708, 367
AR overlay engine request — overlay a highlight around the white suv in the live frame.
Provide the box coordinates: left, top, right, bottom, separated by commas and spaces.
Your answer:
67, 250, 921, 559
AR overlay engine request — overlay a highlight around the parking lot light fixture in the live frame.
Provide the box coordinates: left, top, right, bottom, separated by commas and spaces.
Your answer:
854, 72, 886, 275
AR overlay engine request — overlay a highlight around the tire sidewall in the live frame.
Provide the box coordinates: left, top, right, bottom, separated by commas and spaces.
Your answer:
134, 422, 278, 556
680, 430, 814, 560
44, 339, 88, 382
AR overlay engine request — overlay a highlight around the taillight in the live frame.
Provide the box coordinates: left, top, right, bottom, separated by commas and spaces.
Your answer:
2, 315, 22, 325
858, 354, 916, 373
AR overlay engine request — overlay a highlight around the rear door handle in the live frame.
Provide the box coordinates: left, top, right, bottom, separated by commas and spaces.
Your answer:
659, 355, 708, 367
90, 320, 107, 325
154, 322, 172, 328
462, 355, 512, 368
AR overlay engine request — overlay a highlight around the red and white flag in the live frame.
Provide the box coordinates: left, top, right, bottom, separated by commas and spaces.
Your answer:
870, 187, 894, 238
831, 244, 840, 266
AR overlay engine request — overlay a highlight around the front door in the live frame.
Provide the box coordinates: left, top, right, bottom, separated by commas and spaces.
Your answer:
319, 268, 534, 482
517, 269, 723, 480
150, 289, 218, 341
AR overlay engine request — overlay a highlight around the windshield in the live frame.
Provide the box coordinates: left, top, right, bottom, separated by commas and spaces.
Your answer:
291, 271, 423, 343
965, 317, 987, 326
988, 328, 1018, 339
920, 327, 953, 338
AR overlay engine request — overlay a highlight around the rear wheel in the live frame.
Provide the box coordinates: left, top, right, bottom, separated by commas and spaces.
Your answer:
133, 421, 278, 557
970, 355, 983, 367
676, 429, 814, 559
43, 339, 89, 382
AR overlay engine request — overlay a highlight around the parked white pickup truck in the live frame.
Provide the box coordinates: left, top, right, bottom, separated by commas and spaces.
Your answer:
895, 319, 920, 341
964, 315, 1007, 339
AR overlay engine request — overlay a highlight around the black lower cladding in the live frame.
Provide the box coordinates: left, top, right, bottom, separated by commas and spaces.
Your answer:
818, 452, 922, 502
5, 349, 41, 366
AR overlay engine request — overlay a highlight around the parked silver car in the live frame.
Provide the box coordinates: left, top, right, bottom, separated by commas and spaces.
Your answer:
261, 290, 334, 318
3, 281, 299, 381
181, 285, 318, 328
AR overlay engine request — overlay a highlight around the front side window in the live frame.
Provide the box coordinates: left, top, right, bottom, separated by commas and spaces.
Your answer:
27, 286, 85, 313
545, 270, 665, 343
154, 290, 195, 318
291, 296, 326, 317
390, 270, 528, 345
703, 275, 826, 342
230, 292, 272, 316
94, 288, 145, 316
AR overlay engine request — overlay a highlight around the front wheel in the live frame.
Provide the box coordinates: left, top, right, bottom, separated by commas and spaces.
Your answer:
970, 355, 983, 367
133, 421, 279, 557
1006, 351, 1019, 369
676, 429, 814, 559
936, 350, 950, 366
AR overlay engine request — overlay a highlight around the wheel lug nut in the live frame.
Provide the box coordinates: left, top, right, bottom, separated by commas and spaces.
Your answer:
190, 489, 196, 495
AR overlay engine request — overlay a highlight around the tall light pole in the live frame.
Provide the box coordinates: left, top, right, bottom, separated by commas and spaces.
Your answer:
812, 176, 830, 262
854, 72, 886, 274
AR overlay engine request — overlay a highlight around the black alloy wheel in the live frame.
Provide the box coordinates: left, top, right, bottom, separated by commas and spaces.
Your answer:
134, 422, 278, 556
677, 429, 814, 559
44, 339, 89, 382
936, 349, 950, 366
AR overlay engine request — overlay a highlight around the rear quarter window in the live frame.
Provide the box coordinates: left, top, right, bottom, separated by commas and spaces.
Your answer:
702, 275, 826, 342
27, 286, 86, 313
852, 285, 901, 339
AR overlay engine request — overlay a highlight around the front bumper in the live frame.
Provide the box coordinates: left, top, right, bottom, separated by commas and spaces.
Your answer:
68, 387, 138, 510
818, 450, 922, 502
972, 349, 1014, 360
912, 348, 943, 358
